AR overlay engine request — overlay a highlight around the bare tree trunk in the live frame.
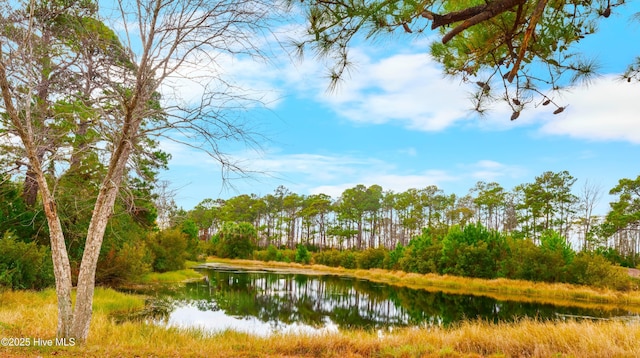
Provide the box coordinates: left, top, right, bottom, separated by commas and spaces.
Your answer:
0, 62, 74, 337
71, 142, 132, 340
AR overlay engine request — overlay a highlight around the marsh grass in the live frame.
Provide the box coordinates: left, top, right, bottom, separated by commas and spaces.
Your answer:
1, 288, 640, 357
139, 268, 204, 284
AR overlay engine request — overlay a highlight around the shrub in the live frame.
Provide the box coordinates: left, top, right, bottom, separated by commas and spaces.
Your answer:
312, 249, 343, 267
96, 241, 152, 285
567, 252, 632, 291
254, 244, 285, 262
399, 230, 441, 274
440, 223, 507, 279
357, 247, 387, 269
180, 219, 202, 260
295, 245, 311, 264
146, 229, 188, 272
277, 249, 296, 263
339, 251, 358, 269
383, 244, 404, 270
216, 222, 257, 259
0, 232, 54, 290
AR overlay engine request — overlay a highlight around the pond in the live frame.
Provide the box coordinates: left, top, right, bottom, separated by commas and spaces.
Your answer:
129, 264, 640, 336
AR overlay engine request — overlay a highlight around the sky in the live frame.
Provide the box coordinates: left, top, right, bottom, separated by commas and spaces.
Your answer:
158, 4, 640, 216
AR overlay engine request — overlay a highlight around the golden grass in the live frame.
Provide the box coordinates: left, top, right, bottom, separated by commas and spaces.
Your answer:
1, 288, 640, 357
207, 257, 640, 313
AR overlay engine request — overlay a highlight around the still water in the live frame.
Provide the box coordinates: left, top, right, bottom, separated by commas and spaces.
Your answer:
134, 265, 639, 336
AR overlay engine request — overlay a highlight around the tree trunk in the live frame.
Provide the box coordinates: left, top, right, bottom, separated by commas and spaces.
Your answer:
70, 125, 134, 341
39, 175, 74, 338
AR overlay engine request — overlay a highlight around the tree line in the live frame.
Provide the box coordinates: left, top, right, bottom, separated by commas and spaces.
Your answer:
185, 171, 640, 268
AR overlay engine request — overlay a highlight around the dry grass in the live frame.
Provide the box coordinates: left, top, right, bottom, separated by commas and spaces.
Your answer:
1, 288, 640, 357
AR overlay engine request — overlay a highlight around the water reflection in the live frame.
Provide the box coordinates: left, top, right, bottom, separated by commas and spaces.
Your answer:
137, 266, 639, 336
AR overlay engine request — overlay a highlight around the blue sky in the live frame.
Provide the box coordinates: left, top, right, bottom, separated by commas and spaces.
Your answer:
159, 4, 640, 216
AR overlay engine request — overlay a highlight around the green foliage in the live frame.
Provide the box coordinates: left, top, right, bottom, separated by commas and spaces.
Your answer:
180, 219, 202, 261
254, 244, 281, 262
594, 247, 640, 268
440, 223, 507, 279
312, 249, 359, 269
384, 243, 404, 270
566, 252, 631, 291
540, 230, 574, 264
0, 232, 54, 289
339, 251, 357, 269
0, 177, 46, 244
216, 222, 257, 259
312, 249, 344, 267
146, 229, 188, 273
357, 247, 387, 270
501, 237, 567, 283
295, 244, 311, 264
398, 229, 441, 274
95, 241, 152, 285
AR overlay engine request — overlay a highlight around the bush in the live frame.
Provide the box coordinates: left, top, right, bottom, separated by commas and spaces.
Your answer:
295, 245, 311, 264
357, 247, 387, 269
398, 230, 441, 274
146, 229, 188, 272
339, 251, 358, 269
567, 252, 632, 291
440, 223, 507, 279
383, 244, 404, 270
215, 222, 257, 259
252, 244, 279, 262
96, 241, 152, 285
180, 219, 202, 260
0, 232, 54, 290
313, 249, 343, 267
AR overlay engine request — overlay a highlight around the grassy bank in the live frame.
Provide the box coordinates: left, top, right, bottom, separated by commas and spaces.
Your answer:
207, 257, 640, 312
1, 288, 640, 357
138, 266, 204, 284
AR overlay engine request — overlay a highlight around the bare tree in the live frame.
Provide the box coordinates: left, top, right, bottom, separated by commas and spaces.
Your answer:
0, 0, 277, 341
578, 180, 602, 251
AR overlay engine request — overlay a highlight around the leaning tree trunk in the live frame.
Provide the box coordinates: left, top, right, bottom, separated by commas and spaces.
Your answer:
0, 61, 74, 338
69, 120, 137, 341
35, 160, 74, 338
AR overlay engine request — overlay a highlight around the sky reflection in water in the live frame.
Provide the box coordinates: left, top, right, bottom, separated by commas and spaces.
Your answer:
149, 266, 639, 336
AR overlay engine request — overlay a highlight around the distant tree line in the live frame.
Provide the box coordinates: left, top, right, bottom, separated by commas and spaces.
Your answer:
186, 171, 640, 268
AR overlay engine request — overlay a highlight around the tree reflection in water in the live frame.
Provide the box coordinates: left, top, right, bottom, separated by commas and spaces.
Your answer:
137, 267, 638, 335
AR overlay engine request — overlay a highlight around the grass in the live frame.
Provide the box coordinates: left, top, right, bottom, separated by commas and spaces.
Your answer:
206, 257, 640, 313
138, 261, 204, 284
1, 287, 640, 357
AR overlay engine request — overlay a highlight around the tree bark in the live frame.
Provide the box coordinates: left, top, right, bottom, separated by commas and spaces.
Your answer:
0, 60, 74, 338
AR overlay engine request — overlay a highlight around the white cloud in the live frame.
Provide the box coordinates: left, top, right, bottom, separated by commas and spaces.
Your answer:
310, 51, 475, 131
159, 52, 284, 110
308, 170, 457, 198
464, 160, 527, 182
537, 76, 640, 143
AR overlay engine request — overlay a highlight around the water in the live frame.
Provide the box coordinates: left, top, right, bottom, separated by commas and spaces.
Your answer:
129, 265, 640, 336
